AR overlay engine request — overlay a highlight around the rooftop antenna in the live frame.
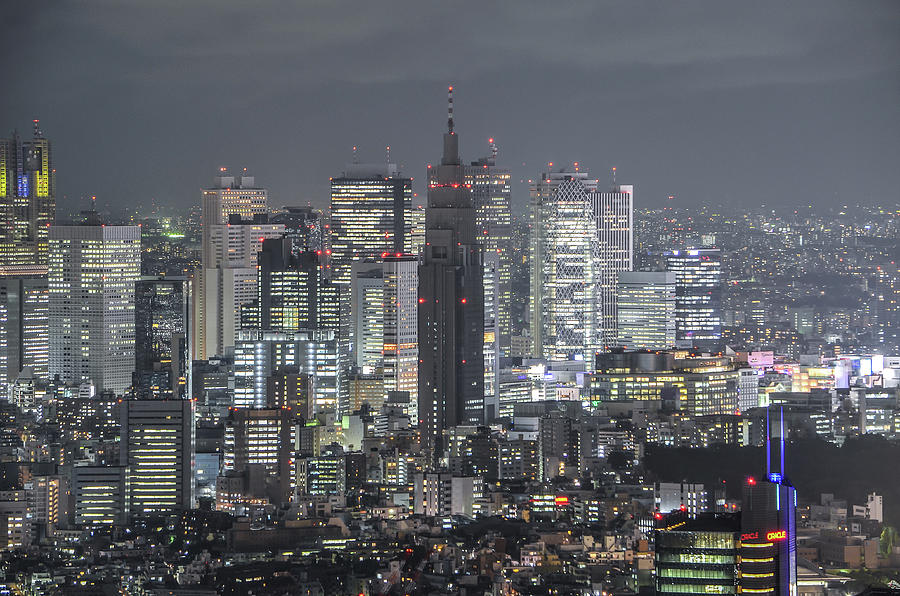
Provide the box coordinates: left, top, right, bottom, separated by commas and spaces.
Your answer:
386, 145, 391, 164
612, 166, 617, 186
766, 406, 771, 477
32, 119, 43, 139
780, 406, 786, 479
489, 138, 498, 162
352, 145, 359, 164
447, 85, 454, 134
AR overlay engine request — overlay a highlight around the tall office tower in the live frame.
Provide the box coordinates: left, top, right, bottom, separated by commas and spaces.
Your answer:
530, 167, 600, 360
350, 261, 385, 371
233, 329, 339, 411
194, 170, 283, 359
594, 184, 634, 349
121, 399, 195, 516
329, 160, 422, 286
464, 140, 513, 354
482, 252, 500, 419
134, 277, 190, 399
257, 238, 336, 333
741, 409, 798, 596
382, 255, 419, 417
616, 271, 676, 350
48, 220, 140, 394
0, 277, 48, 392
665, 248, 723, 351
418, 87, 485, 464
349, 255, 419, 415
0, 121, 55, 275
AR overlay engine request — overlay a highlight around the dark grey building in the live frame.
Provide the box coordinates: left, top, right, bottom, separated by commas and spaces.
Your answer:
134, 276, 190, 399
418, 88, 484, 464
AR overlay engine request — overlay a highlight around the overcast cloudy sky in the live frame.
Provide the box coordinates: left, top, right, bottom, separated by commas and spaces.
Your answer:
3, 1, 898, 213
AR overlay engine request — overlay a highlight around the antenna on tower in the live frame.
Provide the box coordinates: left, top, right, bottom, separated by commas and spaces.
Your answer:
447, 85, 454, 134
32, 119, 42, 139
386, 146, 391, 164
489, 138, 498, 162
612, 166, 617, 186
352, 146, 359, 164
766, 406, 771, 477
780, 406, 786, 479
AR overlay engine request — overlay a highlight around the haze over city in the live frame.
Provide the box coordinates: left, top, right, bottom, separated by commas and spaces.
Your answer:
3, 0, 899, 212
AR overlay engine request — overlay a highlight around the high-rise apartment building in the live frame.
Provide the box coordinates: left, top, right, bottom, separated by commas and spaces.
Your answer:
666, 248, 723, 351
0, 121, 55, 275
121, 399, 195, 516
134, 276, 190, 399
194, 171, 283, 359
329, 161, 423, 286
48, 220, 140, 394
418, 88, 485, 463
616, 271, 676, 350
0, 277, 48, 392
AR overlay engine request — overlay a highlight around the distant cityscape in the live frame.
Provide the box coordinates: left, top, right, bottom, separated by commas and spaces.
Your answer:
0, 92, 899, 596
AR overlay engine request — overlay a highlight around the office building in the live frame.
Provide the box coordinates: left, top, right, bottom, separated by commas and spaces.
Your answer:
530, 166, 632, 359
616, 271, 676, 350
654, 481, 708, 516
224, 408, 293, 503
134, 276, 190, 399
256, 238, 337, 333
594, 184, 634, 349
0, 121, 55, 275
48, 220, 141, 394
382, 255, 419, 417
72, 466, 128, 526
464, 140, 513, 355
418, 88, 485, 463
270, 205, 324, 253
233, 329, 339, 412
740, 409, 798, 596
0, 277, 48, 392
329, 160, 422, 287
194, 170, 284, 359
413, 472, 476, 517
666, 248, 723, 351
121, 399, 195, 516
655, 513, 740, 596
350, 261, 386, 371
590, 351, 739, 416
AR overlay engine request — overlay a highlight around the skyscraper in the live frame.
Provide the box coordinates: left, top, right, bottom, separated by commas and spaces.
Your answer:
256, 238, 336, 333
194, 171, 284, 359
616, 271, 676, 350
48, 220, 141, 394
464, 140, 512, 355
0, 277, 48, 393
329, 160, 423, 287
0, 121, 55, 275
594, 184, 634, 349
418, 87, 485, 464
134, 276, 190, 399
666, 248, 723, 351
740, 409, 798, 596
530, 167, 599, 360
121, 399, 195, 516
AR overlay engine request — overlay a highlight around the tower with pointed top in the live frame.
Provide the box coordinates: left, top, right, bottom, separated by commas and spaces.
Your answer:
418, 87, 485, 464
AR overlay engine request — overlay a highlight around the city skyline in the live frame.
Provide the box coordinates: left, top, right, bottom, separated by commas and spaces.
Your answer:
3, 1, 899, 212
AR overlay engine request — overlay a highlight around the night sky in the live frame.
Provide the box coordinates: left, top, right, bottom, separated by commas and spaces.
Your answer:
3, 1, 899, 213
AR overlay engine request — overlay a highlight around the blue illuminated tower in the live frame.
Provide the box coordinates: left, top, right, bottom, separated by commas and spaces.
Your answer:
740, 407, 797, 596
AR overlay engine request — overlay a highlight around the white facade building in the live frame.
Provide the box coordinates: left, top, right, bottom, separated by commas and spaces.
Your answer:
48, 223, 140, 394
616, 271, 676, 350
